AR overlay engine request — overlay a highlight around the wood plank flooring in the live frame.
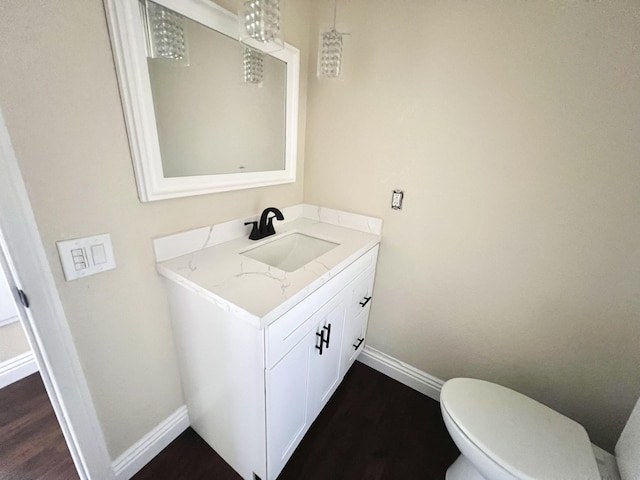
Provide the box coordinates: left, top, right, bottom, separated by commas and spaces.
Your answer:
0, 363, 459, 479
134, 362, 459, 479
0, 373, 78, 480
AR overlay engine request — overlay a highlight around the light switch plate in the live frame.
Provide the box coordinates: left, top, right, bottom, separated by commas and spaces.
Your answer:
56, 233, 116, 281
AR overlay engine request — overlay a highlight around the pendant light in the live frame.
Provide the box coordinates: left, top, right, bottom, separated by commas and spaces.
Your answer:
317, 0, 347, 79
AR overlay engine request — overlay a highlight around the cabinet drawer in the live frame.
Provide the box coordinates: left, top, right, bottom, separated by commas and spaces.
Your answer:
348, 268, 376, 320
266, 245, 378, 369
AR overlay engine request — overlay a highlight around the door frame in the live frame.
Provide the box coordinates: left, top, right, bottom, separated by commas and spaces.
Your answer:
0, 106, 114, 478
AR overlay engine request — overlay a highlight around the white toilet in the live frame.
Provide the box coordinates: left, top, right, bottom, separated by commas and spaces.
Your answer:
440, 378, 640, 480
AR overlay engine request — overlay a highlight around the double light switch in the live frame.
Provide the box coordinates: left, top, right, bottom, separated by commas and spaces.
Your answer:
56, 233, 116, 281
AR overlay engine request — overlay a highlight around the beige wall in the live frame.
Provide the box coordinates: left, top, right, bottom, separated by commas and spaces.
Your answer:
0, 0, 310, 458
304, 0, 640, 451
0, 323, 30, 364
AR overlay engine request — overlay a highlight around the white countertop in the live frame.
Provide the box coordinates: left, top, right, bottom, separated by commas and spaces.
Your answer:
156, 212, 381, 328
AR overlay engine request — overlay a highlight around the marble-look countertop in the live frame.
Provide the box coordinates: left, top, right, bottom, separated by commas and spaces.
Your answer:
156, 212, 381, 328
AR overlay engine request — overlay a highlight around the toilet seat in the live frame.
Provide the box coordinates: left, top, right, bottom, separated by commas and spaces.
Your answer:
441, 378, 600, 480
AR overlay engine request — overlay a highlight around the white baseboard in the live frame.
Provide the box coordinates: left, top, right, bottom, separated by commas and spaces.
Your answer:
0, 351, 38, 389
112, 405, 190, 480
358, 345, 444, 401
0, 314, 20, 328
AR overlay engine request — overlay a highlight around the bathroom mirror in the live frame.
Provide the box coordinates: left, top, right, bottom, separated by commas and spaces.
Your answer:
104, 0, 300, 201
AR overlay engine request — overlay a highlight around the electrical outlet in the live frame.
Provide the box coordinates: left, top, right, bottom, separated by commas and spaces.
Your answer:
391, 190, 404, 210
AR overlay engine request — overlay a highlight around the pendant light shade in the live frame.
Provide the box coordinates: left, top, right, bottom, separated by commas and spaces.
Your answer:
143, 1, 189, 64
240, 0, 283, 51
317, 0, 346, 79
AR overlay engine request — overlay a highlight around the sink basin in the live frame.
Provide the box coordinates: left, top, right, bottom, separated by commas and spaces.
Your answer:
241, 233, 339, 272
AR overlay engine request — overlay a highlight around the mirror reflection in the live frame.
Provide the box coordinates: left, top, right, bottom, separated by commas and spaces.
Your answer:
145, 1, 287, 177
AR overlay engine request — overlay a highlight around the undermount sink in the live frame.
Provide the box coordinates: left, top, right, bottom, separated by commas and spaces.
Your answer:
241, 232, 339, 272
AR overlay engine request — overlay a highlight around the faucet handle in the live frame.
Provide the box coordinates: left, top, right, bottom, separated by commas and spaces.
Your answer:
244, 221, 260, 240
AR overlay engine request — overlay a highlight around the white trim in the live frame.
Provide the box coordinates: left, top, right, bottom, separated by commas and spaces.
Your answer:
0, 314, 19, 328
358, 346, 444, 401
0, 106, 114, 478
0, 351, 38, 389
112, 405, 190, 480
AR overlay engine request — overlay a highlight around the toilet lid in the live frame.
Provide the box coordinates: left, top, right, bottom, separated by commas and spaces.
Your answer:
441, 378, 600, 480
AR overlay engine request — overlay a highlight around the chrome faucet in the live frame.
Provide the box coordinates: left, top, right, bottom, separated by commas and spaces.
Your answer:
244, 207, 285, 240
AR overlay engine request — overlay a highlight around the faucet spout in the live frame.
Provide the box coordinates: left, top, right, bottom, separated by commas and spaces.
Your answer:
249, 207, 284, 240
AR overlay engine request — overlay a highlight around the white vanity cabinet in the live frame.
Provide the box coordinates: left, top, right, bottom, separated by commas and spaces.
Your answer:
163, 244, 379, 480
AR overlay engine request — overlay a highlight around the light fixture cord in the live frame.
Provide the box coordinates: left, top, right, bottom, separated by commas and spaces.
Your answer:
332, 0, 338, 30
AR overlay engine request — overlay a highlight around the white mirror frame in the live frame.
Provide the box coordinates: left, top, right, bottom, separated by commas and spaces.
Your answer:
104, 0, 300, 202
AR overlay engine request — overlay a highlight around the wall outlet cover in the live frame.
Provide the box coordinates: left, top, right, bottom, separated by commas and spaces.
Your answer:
391, 190, 404, 210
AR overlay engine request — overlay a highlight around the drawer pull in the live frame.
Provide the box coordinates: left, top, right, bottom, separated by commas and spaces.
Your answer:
315, 324, 331, 355
315, 331, 324, 355
353, 337, 364, 350
359, 296, 372, 307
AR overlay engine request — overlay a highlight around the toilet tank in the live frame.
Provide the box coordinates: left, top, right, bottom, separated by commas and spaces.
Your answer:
615, 396, 640, 480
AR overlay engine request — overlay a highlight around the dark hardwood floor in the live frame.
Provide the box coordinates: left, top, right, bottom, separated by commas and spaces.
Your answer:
0, 373, 78, 480
134, 362, 459, 479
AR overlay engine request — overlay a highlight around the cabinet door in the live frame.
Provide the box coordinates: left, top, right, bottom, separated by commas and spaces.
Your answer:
265, 334, 311, 480
265, 292, 347, 480
341, 271, 375, 378
307, 297, 346, 421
